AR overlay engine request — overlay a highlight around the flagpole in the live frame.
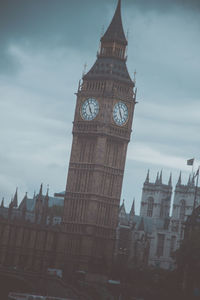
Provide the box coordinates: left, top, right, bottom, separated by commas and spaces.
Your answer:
193, 167, 200, 211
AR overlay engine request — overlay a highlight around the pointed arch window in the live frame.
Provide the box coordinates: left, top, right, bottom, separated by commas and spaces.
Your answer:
147, 197, 154, 217
160, 199, 169, 218
180, 200, 186, 221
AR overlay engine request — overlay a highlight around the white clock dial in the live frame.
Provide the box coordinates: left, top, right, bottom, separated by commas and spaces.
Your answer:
81, 98, 99, 121
113, 102, 128, 126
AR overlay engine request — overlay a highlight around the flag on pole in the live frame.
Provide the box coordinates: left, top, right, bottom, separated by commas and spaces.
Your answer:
187, 158, 194, 166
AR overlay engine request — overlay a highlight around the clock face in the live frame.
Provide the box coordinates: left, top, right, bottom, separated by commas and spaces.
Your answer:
81, 98, 99, 121
113, 102, 128, 126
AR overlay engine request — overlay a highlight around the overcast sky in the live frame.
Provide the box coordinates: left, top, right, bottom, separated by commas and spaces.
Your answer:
0, 0, 200, 213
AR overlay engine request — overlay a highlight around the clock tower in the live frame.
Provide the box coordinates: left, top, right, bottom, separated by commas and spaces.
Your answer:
63, 0, 136, 273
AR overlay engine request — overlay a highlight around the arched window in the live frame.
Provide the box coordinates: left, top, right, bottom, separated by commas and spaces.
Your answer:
160, 199, 169, 218
147, 197, 154, 217
160, 199, 164, 218
180, 199, 186, 221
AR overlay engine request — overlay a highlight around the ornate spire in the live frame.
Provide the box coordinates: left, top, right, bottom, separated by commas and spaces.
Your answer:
120, 198, 126, 212
22, 193, 27, 220
84, 0, 133, 84
130, 198, 135, 216
13, 187, 18, 208
177, 171, 182, 186
155, 172, 159, 184
39, 184, 43, 196
145, 169, 150, 183
101, 0, 127, 45
168, 173, 172, 186
44, 187, 49, 205
159, 170, 163, 184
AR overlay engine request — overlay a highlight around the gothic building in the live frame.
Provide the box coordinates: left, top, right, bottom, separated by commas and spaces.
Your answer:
0, 186, 65, 272
115, 171, 200, 270
63, 0, 136, 272
0, 170, 199, 272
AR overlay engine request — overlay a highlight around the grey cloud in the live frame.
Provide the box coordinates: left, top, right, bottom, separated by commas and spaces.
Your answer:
1, 0, 200, 74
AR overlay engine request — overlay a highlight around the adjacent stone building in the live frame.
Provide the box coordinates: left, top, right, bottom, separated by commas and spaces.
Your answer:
115, 171, 200, 270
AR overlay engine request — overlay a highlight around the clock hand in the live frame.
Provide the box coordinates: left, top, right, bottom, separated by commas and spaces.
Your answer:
118, 103, 122, 120
87, 101, 92, 115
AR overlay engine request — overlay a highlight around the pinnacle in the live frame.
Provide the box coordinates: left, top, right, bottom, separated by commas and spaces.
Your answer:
101, 0, 127, 45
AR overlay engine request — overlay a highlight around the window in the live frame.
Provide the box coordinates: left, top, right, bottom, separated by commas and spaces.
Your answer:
156, 234, 165, 257
180, 200, 186, 221
147, 197, 154, 217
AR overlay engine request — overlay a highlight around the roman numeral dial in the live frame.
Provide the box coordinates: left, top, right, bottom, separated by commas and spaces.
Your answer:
81, 98, 99, 121
113, 102, 129, 126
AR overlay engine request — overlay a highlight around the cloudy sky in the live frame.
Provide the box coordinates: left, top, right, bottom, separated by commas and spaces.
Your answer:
0, 0, 200, 213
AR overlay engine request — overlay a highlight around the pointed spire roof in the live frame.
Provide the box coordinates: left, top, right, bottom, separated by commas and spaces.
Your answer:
101, 0, 127, 45
22, 193, 27, 212
44, 187, 49, 204
145, 170, 150, 183
130, 198, 135, 216
39, 184, 43, 196
159, 170, 163, 184
155, 172, 159, 184
13, 188, 18, 208
9, 197, 13, 209
119, 198, 126, 213
177, 171, 182, 186
168, 173, 172, 186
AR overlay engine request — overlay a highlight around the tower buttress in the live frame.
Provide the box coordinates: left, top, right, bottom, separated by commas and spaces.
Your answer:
140, 171, 172, 219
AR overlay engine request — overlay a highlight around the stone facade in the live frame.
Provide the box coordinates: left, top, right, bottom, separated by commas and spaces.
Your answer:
0, 187, 66, 272
115, 171, 200, 270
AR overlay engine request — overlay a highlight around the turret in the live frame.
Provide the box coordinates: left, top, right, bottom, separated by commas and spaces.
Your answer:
35, 184, 43, 223
155, 172, 159, 184
41, 188, 49, 225
13, 188, 18, 208
159, 170, 163, 184
145, 170, 150, 184
168, 173, 172, 186
130, 198, 135, 216
21, 192, 27, 220
176, 171, 182, 186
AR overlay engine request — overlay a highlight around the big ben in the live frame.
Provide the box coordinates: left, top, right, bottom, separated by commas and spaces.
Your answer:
63, 0, 136, 272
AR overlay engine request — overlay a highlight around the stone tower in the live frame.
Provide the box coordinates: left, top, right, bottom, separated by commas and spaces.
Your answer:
140, 171, 172, 219
63, 0, 136, 272
171, 173, 200, 241
172, 173, 200, 222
